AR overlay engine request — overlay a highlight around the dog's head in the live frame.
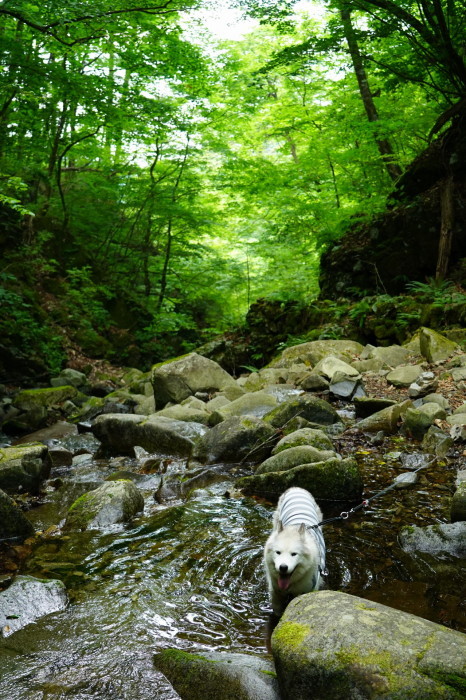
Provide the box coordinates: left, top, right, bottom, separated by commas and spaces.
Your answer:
265, 521, 315, 592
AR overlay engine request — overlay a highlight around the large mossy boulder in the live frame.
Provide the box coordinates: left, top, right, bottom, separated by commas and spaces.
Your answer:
65, 480, 144, 530
92, 413, 205, 456
50, 368, 88, 389
239, 457, 362, 501
419, 327, 459, 364
272, 590, 466, 699
0, 489, 34, 541
263, 395, 340, 429
193, 415, 277, 464
0, 443, 51, 493
422, 425, 454, 459
0, 575, 68, 638
8, 386, 87, 432
272, 428, 334, 453
152, 353, 239, 408
272, 340, 363, 368
256, 446, 337, 474
402, 406, 435, 439
154, 650, 279, 700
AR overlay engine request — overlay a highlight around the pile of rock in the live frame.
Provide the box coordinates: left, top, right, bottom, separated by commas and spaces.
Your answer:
1, 326, 465, 692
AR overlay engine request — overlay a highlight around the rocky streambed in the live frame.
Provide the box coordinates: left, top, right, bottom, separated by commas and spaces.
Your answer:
0, 327, 465, 698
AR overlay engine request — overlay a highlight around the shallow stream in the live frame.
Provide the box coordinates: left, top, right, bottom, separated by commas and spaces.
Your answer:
0, 437, 465, 698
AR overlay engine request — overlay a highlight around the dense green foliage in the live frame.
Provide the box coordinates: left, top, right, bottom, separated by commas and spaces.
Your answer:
0, 0, 464, 375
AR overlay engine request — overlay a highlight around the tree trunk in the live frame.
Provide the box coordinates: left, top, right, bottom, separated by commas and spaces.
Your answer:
436, 174, 454, 280
157, 218, 172, 310
340, 5, 402, 182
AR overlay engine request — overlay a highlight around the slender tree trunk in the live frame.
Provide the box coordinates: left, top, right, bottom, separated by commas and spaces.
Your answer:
340, 5, 402, 182
157, 218, 172, 310
114, 69, 130, 165
328, 157, 340, 208
156, 138, 190, 311
436, 174, 454, 280
48, 97, 68, 177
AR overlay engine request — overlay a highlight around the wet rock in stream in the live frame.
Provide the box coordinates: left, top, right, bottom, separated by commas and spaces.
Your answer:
65, 480, 144, 530
272, 590, 466, 700
0, 575, 67, 638
154, 649, 279, 700
0, 443, 51, 493
0, 489, 34, 541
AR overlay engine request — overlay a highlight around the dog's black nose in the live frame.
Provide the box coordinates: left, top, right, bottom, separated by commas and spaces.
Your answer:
279, 564, 288, 573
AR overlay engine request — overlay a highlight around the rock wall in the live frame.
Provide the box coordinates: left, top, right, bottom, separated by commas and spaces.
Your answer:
319, 112, 466, 299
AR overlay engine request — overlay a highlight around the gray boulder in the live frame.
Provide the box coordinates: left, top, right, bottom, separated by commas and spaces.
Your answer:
298, 373, 329, 391
155, 403, 211, 425
154, 650, 279, 700
272, 428, 334, 454
450, 367, 466, 381
423, 393, 450, 409
419, 327, 459, 364
402, 407, 435, 439
242, 368, 289, 391
256, 446, 337, 475
274, 339, 363, 368
0, 489, 34, 541
92, 413, 205, 456
386, 364, 423, 387
400, 522, 466, 558
312, 356, 360, 381
9, 386, 87, 432
418, 402, 447, 421
447, 413, 466, 427
351, 358, 385, 373
152, 353, 238, 408
263, 395, 340, 429
0, 575, 67, 638
272, 590, 466, 699
356, 404, 402, 433
218, 391, 278, 419
364, 344, 412, 367
239, 457, 362, 501
65, 480, 144, 530
329, 373, 364, 399
193, 415, 277, 464
0, 442, 51, 493
422, 426, 453, 459
408, 371, 439, 398
50, 368, 88, 389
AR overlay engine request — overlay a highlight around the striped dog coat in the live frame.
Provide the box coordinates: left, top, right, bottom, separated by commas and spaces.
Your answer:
277, 487, 327, 577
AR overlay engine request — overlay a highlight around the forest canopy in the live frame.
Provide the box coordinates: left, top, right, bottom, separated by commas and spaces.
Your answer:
0, 0, 464, 374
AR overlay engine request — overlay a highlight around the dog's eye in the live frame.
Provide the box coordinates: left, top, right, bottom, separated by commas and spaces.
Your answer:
275, 550, 281, 555
291, 552, 297, 557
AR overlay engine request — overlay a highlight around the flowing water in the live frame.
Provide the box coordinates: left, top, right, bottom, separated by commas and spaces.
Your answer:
0, 441, 465, 698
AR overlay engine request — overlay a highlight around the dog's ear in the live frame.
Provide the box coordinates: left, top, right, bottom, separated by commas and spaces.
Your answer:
298, 522, 306, 536
277, 520, 284, 533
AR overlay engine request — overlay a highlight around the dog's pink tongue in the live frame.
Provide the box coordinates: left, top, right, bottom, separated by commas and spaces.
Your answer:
278, 575, 290, 591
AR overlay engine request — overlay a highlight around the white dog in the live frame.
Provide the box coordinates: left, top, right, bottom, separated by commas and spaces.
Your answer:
264, 487, 326, 616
